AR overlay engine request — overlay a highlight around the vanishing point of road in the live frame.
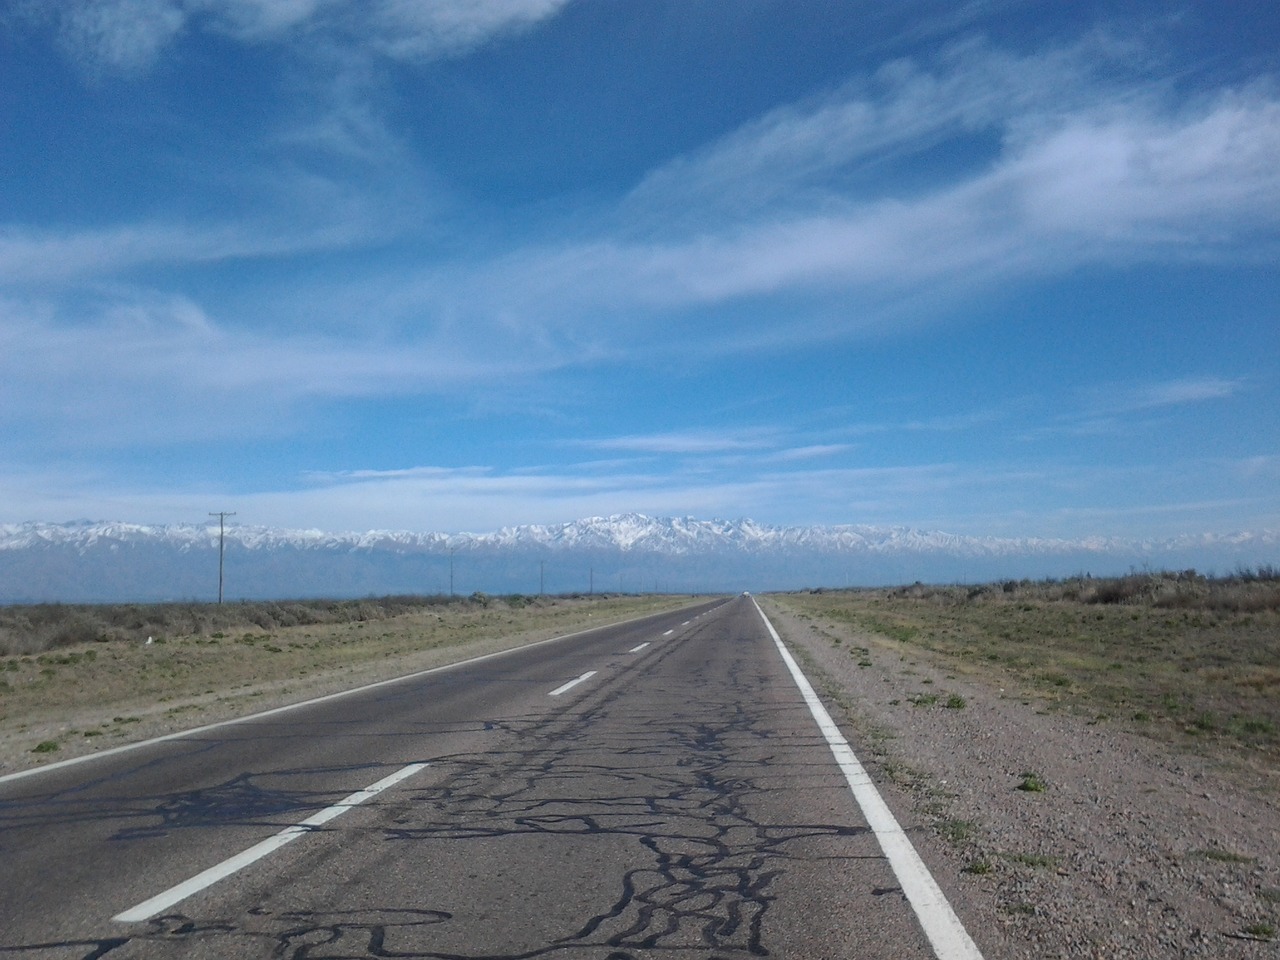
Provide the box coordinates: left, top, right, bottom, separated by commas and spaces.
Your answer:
0, 595, 984, 959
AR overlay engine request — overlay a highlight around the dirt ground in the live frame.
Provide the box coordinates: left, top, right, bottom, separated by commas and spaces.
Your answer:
762, 595, 1280, 959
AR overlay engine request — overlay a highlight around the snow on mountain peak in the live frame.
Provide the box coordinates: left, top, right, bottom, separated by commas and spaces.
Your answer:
1, 515, 1275, 559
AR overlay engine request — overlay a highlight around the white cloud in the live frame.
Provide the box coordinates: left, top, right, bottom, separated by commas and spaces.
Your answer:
0, 290, 568, 448
1006, 91, 1280, 244
623, 37, 1116, 229
0, 187, 408, 286
575, 430, 777, 456
1085, 377, 1245, 416
55, 0, 185, 75
367, 0, 572, 61
767, 445, 854, 462
16, 34, 1278, 368
423, 81, 1280, 348
189, 0, 333, 38
1128, 377, 1244, 409
0, 223, 266, 285
37, 0, 572, 74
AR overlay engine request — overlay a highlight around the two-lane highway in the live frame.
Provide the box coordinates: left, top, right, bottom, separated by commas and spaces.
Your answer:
0, 596, 982, 959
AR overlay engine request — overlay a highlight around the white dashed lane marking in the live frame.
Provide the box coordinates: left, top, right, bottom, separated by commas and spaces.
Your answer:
114, 763, 428, 924
548, 671, 597, 697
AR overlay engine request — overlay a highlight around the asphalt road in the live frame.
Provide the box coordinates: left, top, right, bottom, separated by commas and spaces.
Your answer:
0, 595, 973, 959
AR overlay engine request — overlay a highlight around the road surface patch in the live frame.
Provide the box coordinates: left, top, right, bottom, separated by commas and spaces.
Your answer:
752, 599, 985, 960
113, 762, 428, 924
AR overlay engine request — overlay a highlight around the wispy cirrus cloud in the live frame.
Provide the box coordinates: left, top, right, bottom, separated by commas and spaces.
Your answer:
621, 36, 1135, 230
363, 0, 572, 61
5, 32, 1274, 469
1087, 377, 1246, 415
0, 290, 569, 448
1019, 376, 1248, 441
51, 0, 186, 75
13, 34, 1278, 366
389, 58, 1280, 353
29, 0, 572, 75
0, 222, 300, 286
574, 430, 778, 456
765, 444, 855, 463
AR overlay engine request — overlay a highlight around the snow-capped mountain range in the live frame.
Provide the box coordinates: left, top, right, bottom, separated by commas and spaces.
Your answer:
0, 515, 1275, 603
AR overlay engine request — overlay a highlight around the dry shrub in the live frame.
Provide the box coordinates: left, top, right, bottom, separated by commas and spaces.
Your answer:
880, 568, 1280, 615
0, 594, 470, 655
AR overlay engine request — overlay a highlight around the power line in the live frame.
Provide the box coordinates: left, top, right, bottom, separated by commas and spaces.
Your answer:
209, 512, 236, 603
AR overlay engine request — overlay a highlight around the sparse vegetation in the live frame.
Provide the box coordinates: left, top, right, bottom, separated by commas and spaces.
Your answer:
1017, 771, 1048, 793
1191, 848, 1255, 864
775, 568, 1280, 764
0, 594, 567, 656
936, 818, 976, 843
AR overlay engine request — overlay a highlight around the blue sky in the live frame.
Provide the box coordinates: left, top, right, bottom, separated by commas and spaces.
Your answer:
2, 0, 1277, 539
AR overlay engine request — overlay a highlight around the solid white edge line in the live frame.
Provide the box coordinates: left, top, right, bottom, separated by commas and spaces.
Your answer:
547, 670, 597, 697
628, 642, 651, 653
751, 599, 985, 960
113, 762, 428, 924
0, 604, 702, 788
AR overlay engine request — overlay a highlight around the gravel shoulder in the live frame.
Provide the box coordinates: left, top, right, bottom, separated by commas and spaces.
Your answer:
762, 596, 1280, 958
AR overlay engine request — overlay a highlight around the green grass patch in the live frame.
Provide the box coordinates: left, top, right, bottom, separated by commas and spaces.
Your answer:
1016, 771, 1048, 793
1004, 852, 1057, 869
936, 819, 976, 843
1191, 848, 1255, 864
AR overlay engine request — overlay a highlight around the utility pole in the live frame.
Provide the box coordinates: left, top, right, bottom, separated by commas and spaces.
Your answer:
209, 511, 236, 604
449, 546, 455, 596
540, 560, 545, 596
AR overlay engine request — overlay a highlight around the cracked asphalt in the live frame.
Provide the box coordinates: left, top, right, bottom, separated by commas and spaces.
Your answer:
0, 596, 952, 959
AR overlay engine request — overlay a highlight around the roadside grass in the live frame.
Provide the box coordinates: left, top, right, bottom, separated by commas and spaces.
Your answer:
0, 593, 582, 657
0, 593, 689, 763
774, 570, 1280, 767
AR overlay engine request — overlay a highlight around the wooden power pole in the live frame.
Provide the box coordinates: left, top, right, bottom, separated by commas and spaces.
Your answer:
209, 512, 236, 603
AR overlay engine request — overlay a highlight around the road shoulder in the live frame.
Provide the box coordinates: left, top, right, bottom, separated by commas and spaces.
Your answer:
762, 597, 1280, 959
